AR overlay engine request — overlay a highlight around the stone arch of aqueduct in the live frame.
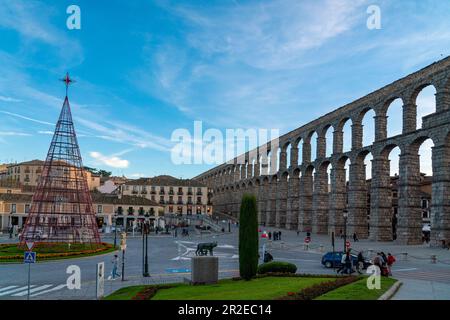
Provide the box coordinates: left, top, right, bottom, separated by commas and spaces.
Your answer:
194, 57, 450, 245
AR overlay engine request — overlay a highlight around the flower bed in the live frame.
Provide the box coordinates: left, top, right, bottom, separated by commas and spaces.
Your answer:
0, 242, 115, 262
278, 276, 360, 300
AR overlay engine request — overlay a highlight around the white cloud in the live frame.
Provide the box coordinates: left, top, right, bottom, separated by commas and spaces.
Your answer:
0, 110, 54, 126
89, 151, 129, 169
0, 95, 21, 102
0, 131, 31, 136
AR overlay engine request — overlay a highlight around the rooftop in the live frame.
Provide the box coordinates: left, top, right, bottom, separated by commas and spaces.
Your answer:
124, 175, 206, 187
0, 193, 161, 206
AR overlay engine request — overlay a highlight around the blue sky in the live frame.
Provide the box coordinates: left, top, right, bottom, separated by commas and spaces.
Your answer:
0, 0, 449, 179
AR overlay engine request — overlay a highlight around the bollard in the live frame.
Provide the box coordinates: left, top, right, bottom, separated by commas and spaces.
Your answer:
401, 252, 408, 261
431, 255, 437, 263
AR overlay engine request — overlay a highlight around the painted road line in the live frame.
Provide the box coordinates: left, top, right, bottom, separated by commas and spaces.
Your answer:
0, 285, 36, 296
30, 284, 67, 297
0, 286, 18, 293
395, 268, 418, 272
12, 285, 53, 297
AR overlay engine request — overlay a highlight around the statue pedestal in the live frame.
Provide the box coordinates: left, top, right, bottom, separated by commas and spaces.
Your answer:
191, 256, 219, 285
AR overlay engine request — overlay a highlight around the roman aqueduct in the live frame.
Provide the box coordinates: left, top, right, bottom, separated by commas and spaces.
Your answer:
195, 57, 450, 245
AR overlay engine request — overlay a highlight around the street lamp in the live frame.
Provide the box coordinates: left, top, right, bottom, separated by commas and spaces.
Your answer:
113, 210, 118, 248
343, 209, 348, 253
144, 219, 150, 277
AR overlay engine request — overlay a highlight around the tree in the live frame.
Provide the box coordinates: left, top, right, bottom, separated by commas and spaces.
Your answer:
239, 193, 259, 280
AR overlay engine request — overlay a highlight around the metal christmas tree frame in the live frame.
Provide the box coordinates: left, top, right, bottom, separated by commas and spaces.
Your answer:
20, 73, 101, 245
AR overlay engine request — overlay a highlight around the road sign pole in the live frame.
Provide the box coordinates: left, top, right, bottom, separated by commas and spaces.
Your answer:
27, 262, 31, 300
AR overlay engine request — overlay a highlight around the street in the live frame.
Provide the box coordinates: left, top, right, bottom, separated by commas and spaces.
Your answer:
1, 226, 450, 300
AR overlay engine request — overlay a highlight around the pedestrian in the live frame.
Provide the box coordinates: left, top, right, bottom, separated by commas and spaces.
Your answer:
268, 232, 272, 240
387, 253, 396, 276
343, 250, 353, 275
108, 254, 120, 280
174, 228, 178, 238
279, 231, 282, 241
353, 233, 358, 242
356, 251, 365, 274
339, 229, 343, 239
296, 230, 299, 236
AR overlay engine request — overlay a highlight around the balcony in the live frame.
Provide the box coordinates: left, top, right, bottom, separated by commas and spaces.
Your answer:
187, 201, 193, 205
196, 191, 203, 196
168, 200, 174, 204
159, 200, 165, 204
151, 190, 156, 194
177, 191, 183, 195
187, 191, 193, 195
177, 201, 184, 205
168, 190, 174, 195
131, 191, 138, 195
159, 190, 165, 195
141, 191, 148, 194
196, 201, 203, 205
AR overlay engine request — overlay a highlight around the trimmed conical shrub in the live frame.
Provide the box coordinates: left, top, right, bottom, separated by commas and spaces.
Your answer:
239, 193, 259, 280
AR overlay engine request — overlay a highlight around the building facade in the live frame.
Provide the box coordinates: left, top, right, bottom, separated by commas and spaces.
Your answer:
0, 160, 101, 191
0, 187, 163, 232
120, 175, 212, 216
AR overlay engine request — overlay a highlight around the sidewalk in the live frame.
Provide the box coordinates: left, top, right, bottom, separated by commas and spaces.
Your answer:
392, 279, 450, 300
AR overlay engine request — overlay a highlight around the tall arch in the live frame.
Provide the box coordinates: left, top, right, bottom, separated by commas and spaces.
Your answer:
312, 161, 330, 234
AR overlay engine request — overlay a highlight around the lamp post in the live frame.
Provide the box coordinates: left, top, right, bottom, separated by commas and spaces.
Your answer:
343, 209, 348, 253
120, 232, 127, 281
143, 215, 150, 277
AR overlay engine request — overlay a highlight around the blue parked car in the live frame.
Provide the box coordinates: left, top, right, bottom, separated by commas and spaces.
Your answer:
321, 251, 370, 269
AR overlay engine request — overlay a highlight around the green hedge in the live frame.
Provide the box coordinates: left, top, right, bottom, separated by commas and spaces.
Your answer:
257, 261, 298, 274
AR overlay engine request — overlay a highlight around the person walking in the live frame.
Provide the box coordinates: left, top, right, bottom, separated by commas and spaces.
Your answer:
356, 251, 365, 274
353, 233, 359, 242
387, 253, 396, 276
344, 251, 353, 275
268, 232, 272, 241
108, 254, 120, 280
278, 231, 282, 241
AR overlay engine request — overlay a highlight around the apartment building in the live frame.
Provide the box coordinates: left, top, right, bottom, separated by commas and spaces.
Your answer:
120, 175, 212, 216
0, 186, 163, 232
1, 160, 101, 191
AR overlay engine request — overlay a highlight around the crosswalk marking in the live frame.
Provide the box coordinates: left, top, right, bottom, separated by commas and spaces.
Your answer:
0, 286, 18, 293
30, 284, 67, 297
12, 285, 53, 297
0, 286, 36, 296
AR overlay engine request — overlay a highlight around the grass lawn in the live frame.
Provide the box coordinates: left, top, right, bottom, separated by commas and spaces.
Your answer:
316, 277, 398, 300
152, 277, 330, 300
103, 285, 149, 300
0, 242, 115, 263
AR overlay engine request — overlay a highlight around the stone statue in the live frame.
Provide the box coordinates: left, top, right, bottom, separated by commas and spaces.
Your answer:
195, 241, 218, 256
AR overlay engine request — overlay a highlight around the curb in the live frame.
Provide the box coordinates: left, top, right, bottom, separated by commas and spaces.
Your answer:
378, 280, 402, 300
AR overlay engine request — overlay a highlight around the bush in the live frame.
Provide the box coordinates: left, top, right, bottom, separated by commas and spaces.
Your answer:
257, 261, 298, 274
278, 276, 359, 300
239, 194, 259, 280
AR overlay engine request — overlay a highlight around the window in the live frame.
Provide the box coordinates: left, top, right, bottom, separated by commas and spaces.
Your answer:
168, 206, 173, 213
421, 199, 428, 209
25, 204, 30, 213
11, 204, 16, 213
97, 205, 103, 214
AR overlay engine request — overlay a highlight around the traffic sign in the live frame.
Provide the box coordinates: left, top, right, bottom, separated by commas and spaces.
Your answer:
26, 242, 34, 251
304, 237, 311, 244
346, 240, 351, 248
24, 251, 36, 264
